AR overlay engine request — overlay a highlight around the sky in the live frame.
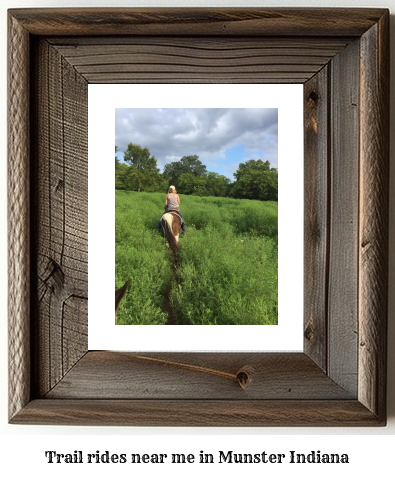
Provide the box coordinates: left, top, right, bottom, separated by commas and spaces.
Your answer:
115, 108, 278, 180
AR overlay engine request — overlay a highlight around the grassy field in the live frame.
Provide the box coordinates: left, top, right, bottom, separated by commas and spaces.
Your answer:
115, 190, 278, 325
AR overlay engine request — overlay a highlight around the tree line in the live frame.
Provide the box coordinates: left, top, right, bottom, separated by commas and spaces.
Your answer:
115, 143, 278, 201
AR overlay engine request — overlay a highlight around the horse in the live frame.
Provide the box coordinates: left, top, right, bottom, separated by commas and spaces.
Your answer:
160, 211, 182, 252
115, 279, 130, 324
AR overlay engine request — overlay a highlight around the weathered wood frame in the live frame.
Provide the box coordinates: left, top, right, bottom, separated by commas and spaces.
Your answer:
8, 8, 389, 426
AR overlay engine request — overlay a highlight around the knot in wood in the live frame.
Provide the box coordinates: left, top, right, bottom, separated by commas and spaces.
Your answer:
304, 321, 314, 341
308, 90, 319, 103
43, 259, 65, 292
236, 365, 254, 390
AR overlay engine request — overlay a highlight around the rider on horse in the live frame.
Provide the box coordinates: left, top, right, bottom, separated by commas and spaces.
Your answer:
157, 185, 188, 234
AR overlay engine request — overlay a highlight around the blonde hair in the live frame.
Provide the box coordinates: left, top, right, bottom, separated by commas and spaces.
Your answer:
168, 187, 177, 194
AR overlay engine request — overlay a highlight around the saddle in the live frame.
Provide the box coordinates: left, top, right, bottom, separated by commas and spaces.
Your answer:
167, 210, 183, 224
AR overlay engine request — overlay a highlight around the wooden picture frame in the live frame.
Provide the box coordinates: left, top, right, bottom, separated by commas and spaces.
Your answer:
8, 8, 389, 426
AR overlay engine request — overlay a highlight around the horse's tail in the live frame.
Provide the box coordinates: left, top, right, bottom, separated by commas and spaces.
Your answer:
161, 213, 179, 251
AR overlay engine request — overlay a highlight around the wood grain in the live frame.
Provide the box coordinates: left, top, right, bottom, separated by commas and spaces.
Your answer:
11, 399, 383, 427
358, 12, 389, 421
30, 39, 88, 397
327, 39, 360, 396
8, 8, 387, 37
45, 352, 353, 400
303, 67, 329, 371
49, 37, 350, 84
8, 12, 31, 421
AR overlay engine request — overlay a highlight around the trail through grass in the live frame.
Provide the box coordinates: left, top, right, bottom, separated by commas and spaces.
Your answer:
115, 191, 278, 325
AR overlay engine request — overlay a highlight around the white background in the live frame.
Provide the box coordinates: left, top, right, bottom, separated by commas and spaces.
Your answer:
1, 0, 395, 476
89, 83, 303, 351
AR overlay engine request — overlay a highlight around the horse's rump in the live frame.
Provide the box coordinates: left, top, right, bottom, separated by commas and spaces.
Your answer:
161, 212, 180, 251
161, 212, 173, 231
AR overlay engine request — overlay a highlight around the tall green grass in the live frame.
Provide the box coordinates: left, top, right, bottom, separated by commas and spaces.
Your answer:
115, 190, 278, 325
115, 191, 172, 324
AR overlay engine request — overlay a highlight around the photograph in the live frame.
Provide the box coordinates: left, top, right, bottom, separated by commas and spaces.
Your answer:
114, 108, 278, 325
88, 83, 302, 352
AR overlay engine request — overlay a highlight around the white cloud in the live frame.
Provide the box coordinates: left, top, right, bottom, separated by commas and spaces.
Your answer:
115, 108, 278, 172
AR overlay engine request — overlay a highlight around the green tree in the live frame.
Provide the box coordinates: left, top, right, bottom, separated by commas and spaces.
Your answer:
115, 146, 129, 190
116, 163, 130, 190
180, 155, 207, 177
162, 155, 207, 185
176, 173, 197, 195
123, 143, 160, 192
231, 159, 278, 201
234, 159, 271, 180
206, 171, 231, 197
177, 173, 209, 195
162, 161, 184, 185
